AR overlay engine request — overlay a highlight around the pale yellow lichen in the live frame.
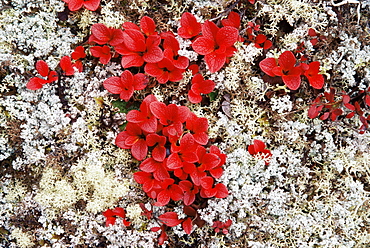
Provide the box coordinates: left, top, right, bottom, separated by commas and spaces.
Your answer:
10, 228, 35, 248
5, 180, 28, 203
34, 150, 131, 217
125, 203, 144, 226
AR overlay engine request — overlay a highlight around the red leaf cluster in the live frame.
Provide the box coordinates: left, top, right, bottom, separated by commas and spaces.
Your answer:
103, 70, 148, 102
212, 219, 232, 234
244, 20, 272, 50
191, 20, 239, 73
259, 51, 324, 90
26, 60, 58, 90
309, 88, 370, 133
102, 207, 131, 227
114, 95, 228, 237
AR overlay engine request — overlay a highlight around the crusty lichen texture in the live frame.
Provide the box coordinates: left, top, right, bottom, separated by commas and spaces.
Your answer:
1, 0, 370, 247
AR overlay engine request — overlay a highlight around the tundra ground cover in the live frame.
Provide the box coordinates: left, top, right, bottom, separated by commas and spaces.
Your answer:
1, 0, 370, 247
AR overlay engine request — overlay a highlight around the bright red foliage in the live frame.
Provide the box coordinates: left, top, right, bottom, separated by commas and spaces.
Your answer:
221, 11, 241, 29
188, 74, 215, 104
89, 23, 124, 46
112, 95, 229, 241
117, 29, 163, 68
60, 55, 83, 76
304, 61, 324, 89
192, 20, 239, 73
115, 122, 148, 161
90, 45, 112, 64
145, 58, 185, 84
150, 101, 189, 140
178, 12, 202, 39
259, 51, 324, 90
71, 46, 86, 60
26, 60, 58, 90
103, 207, 130, 227
186, 112, 209, 145
126, 95, 158, 133
162, 32, 189, 69
103, 70, 148, 101
63, 0, 100, 11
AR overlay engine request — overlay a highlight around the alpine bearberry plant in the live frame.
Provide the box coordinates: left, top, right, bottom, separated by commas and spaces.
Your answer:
110, 94, 229, 242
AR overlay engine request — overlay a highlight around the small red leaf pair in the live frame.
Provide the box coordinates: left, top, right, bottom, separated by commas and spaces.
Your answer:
26, 60, 58, 90
188, 74, 215, 104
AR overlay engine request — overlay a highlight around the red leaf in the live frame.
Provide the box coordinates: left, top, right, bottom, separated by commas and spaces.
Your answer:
346, 112, 355, 118
105, 216, 116, 226
122, 29, 146, 52
65, 0, 83, 11
320, 112, 330, 120
279, 51, 296, 70
282, 74, 301, 90
90, 45, 111, 64
221, 11, 240, 28
200, 176, 214, 189
159, 212, 183, 227
71, 46, 86, 60
59, 56, 75, 76
151, 226, 161, 232
47, 71, 58, 83
36, 60, 49, 77
216, 26, 239, 48
140, 157, 158, 173
26, 77, 46, 90
121, 54, 144, 68
202, 20, 219, 41
155, 190, 171, 206
192, 37, 215, 55
115, 131, 130, 149
131, 139, 148, 161
178, 12, 201, 39
308, 104, 321, 119
91, 23, 110, 44
344, 103, 355, 111
83, 0, 100, 11
188, 89, 203, 104
167, 153, 183, 170
308, 28, 317, 36
111, 207, 126, 218
103, 76, 122, 94
210, 167, 224, 179
158, 228, 168, 245
133, 73, 149, 90
259, 58, 277, 77
143, 45, 163, 63
205, 53, 226, 73
214, 183, 229, 198
140, 16, 156, 36
182, 218, 193, 234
